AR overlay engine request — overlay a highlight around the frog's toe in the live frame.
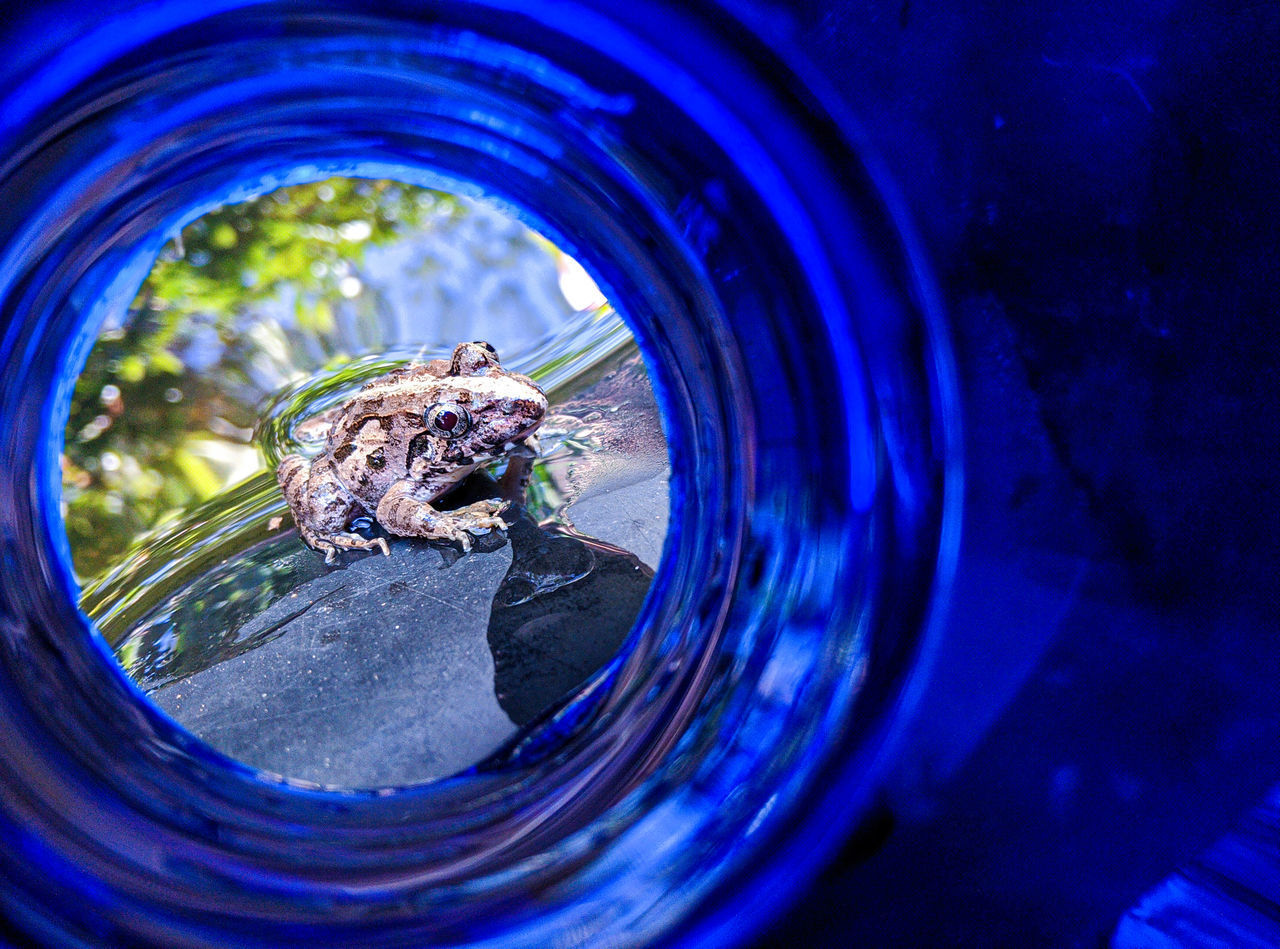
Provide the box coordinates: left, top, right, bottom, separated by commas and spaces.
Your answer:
459, 504, 510, 534
308, 530, 390, 561
339, 533, 388, 555
465, 498, 511, 523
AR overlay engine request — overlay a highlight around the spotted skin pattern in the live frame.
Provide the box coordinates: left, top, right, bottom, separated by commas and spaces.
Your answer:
277, 341, 547, 562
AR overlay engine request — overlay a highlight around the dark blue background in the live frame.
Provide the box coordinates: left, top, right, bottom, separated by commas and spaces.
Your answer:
759, 1, 1279, 944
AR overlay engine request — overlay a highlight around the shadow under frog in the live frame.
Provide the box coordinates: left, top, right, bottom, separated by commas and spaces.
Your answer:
485, 514, 652, 728
426, 472, 653, 730
133, 472, 651, 787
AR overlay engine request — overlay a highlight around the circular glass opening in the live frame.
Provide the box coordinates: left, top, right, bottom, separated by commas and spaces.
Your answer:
0, 3, 959, 946
65, 176, 668, 787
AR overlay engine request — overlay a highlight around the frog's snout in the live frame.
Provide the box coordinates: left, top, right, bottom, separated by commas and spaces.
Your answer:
502, 391, 548, 419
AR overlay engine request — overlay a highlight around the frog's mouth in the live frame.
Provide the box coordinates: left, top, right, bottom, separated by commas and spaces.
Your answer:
467, 425, 541, 468
500, 426, 542, 455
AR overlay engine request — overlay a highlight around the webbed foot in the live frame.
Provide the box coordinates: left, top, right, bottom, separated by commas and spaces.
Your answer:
301, 528, 391, 564
444, 499, 512, 551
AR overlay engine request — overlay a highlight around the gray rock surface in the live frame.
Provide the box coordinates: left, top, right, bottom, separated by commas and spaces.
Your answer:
151, 540, 517, 787
139, 349, 670, 789
566, 464, 669, 571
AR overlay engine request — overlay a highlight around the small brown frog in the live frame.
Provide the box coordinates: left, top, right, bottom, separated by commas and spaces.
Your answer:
277, 341, 547, 562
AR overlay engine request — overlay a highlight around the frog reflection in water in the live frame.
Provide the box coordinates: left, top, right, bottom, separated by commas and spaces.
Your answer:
277, 341, 548, 562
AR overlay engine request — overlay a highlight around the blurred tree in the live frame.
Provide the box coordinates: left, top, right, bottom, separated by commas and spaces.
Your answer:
62, 178, 442, 581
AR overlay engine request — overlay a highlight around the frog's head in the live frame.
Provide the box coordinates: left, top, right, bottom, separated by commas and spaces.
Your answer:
424, 341, 547, 463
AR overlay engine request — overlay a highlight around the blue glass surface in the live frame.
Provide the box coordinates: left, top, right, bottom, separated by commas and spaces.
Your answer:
0, 1, 957, 945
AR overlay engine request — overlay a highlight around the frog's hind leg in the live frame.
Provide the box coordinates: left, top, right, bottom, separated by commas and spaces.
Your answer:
375, 479, 510, 553
277, 454, 389, 563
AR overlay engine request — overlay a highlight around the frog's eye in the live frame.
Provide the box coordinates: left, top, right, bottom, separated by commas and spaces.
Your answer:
425, 401, 471, 438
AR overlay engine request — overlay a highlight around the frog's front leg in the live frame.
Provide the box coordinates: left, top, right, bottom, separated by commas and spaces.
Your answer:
277, 454, 390, 563
375, 479, 510, 553
497, 434, 540, 504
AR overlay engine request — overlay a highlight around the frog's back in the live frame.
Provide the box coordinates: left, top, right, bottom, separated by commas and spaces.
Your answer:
360, 360, 449, 392
325, 361, 449, 443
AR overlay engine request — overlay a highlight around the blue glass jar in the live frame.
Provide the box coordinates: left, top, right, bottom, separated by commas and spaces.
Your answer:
0, 1, 959, 944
